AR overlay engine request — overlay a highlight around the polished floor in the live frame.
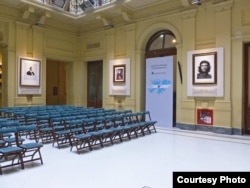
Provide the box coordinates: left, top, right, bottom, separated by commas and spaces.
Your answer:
1, 128, 250, 188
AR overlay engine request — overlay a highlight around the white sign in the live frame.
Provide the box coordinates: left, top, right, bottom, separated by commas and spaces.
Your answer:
146, 56, 173, 128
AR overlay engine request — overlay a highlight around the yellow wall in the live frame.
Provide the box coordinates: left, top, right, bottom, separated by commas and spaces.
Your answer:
0, 0, 250, 132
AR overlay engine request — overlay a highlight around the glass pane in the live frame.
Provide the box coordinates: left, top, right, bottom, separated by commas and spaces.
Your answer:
164, 35, 176, 48
150, 36, 164, 50
149, 34, 176, 50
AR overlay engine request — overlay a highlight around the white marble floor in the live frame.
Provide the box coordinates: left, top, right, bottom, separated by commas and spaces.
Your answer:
1, 128, 250, 188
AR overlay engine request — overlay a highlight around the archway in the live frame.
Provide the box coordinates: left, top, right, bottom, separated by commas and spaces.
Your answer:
145, 30, 177, 127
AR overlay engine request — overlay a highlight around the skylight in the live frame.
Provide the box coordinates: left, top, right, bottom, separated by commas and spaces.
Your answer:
32, 0, 118, 16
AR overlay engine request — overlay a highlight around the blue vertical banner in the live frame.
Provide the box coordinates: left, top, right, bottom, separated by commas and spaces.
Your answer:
146, 56, 173, 128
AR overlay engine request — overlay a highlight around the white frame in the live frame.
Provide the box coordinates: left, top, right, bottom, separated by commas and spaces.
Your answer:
20, 57, 40, 87
187, 47, 224, 97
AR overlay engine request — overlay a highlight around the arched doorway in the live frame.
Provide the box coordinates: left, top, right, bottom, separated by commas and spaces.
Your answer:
145, 30, 177, 126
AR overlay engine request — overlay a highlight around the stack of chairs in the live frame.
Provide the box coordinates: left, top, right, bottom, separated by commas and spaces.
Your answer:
0, 119, 44, 175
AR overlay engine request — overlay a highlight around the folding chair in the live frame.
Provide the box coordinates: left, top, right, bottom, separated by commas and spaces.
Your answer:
37, 115, 53, 144
0, 127, 24, 175
136, 111, 157, 134
52, 116, 71, 149
3, 121, 25, 146
70, 132, 92, 154
16, 125, 44, 166
85, 118, 105, 149
82, 118, 96, 133
94, 116, 106, 131
0, 118, 12, 139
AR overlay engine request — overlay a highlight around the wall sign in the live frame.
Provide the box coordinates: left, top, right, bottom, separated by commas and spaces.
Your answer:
197, 108, 213, 126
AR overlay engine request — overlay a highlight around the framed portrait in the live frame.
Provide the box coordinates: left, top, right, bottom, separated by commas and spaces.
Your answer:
192, 52, 217, 85
113, 64, 126, 83
20, 57, 41, 87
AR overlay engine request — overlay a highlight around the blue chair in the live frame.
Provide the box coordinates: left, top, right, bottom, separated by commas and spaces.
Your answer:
3, 121, 25, 146
70, 132, 92, 154
136, 111, 157, 134
0, 127, 24, 175
16, 125, 44, 166
36, 115, 53, 144
51, 116, 71, 149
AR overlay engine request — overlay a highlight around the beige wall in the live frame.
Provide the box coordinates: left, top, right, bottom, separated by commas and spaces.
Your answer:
0, 0, 250, 131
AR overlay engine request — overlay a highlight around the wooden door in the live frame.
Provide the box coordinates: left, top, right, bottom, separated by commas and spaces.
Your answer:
244, 43, 250, 135
87, 61, 103, 108
46, 60, 67, 105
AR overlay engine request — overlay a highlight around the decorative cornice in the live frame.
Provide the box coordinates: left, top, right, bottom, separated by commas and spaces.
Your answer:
213, 0, 233, 13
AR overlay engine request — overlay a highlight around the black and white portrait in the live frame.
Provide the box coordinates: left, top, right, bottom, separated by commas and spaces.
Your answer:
20, 58, 40, 87
192, 52, 217, 85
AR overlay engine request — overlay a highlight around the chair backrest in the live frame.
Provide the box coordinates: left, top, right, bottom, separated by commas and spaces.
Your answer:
16, 124, 37, 132
5, 120, 20, 128
0, 127, 17, 134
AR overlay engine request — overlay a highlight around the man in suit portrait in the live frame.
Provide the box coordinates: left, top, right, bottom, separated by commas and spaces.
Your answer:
26, 66, 35, 76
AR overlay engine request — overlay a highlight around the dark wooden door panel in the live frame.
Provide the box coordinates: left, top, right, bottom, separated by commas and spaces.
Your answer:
46, 60, 66, 105
244, 43, 250, 135
246, 107, 250, 134
87, 61, 103, 108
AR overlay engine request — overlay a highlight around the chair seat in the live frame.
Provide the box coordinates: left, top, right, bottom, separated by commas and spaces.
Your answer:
88, 131, 103, 136
55, 130, 71, 135
101, 129, 114, 134
0, 146, 23, 154
40, 127, 53, 131
70, 128, 82, 133
0, 140, 5, 145
19, 142, 43, 149
3, 133, 12, 138
74, 133, 92, 139
4, 137, 25, 143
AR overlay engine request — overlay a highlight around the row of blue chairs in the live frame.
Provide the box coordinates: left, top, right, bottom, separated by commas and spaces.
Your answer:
67, 111, 157, 154
0, 119, 43, 175
1, 106, 157, 155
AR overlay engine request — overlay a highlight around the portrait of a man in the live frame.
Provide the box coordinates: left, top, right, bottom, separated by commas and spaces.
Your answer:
197, 60, 211, 79
20, 58, 40, 87
26, 66, 35, 76
192, 52, 217, 85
